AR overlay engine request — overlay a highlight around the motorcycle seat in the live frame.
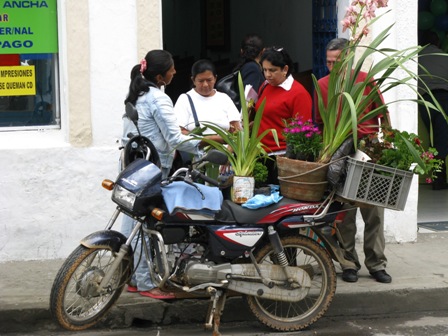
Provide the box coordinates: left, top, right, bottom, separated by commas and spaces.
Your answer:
216, 197, 299, 224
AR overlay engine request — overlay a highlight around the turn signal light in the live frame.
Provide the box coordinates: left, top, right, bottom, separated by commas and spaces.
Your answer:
151, 208, 165, 221
102, 179, 115, 190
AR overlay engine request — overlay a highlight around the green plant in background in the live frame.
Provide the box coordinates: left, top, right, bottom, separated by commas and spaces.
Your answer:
359, 125, 443, 182
198, 73, 279, 177
313, 0, 446, 164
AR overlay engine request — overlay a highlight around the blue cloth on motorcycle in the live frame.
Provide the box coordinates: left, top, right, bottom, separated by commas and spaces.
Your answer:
241, 190, 283, 209
162, 181, 223, 216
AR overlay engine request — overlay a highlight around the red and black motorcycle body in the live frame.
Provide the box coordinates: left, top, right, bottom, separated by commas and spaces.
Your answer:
113, 157, 343, 264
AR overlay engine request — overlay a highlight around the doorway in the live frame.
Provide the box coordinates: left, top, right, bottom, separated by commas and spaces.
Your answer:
161, 0, 323, 103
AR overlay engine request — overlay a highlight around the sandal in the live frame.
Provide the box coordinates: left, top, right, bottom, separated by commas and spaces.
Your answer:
139, 288, 176, 300
127, 285, 138, 293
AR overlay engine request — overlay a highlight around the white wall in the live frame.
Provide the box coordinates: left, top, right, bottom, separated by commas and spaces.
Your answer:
378, 0, 419, 243
0, 0, 138, 262
89, 0, 138, 147
0, 147, 118, 260
345, 0, 420, 244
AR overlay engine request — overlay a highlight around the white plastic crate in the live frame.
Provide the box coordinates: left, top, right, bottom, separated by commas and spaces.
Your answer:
336, 157, 414, 211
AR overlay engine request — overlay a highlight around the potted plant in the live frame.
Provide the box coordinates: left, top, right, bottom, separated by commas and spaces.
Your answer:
253, 161, 270, 195
276, 116, 328, 201
358, 126, 443, 183
199, 73, 278, 203
283, 116, 323, 162
312, 0, 446, 164
334, 125, 444, 210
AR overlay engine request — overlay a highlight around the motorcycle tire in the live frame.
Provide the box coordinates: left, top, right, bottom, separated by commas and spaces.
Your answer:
50, 245, 130, 331
245, 235, 336, 332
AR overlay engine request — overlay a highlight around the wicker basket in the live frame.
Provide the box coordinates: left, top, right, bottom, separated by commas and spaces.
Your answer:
336, 157, 413, 211
277, 156, 328, 202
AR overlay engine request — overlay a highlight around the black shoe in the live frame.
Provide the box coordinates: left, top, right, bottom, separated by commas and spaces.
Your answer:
342, 269, 358, 282
370, 270, 392, 283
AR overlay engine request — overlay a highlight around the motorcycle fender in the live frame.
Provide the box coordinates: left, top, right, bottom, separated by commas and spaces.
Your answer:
80, 230, 129, 253
225, 264, 311, 302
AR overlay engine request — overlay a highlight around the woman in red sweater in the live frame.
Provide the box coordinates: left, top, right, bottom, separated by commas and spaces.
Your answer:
255, 47, 312, 184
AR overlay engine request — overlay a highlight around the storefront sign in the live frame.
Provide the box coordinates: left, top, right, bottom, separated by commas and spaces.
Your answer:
0, 0, 58, 54
0, 65, 36, 96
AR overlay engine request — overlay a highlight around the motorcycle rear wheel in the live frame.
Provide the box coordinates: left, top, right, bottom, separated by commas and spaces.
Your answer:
50, 245, 130, 331
245, 235, 336, 331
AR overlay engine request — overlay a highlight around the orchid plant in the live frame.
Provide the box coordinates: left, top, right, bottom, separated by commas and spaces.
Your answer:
313, 0, 446, 164
198, 73, 278, 177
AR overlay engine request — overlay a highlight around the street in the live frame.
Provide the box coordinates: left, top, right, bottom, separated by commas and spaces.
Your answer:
7, 310, 448, 336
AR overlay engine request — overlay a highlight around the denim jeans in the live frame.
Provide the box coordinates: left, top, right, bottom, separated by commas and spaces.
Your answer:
120, 214, 156, 291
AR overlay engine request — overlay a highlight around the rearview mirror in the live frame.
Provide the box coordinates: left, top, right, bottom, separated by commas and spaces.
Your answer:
203, 149, 228, 165
125, 102, 139, 126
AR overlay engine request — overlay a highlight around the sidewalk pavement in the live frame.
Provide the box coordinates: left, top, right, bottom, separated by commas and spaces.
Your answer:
1, 232, 448, 333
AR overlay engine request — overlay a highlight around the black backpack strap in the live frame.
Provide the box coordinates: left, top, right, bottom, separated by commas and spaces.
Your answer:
186, 94, 200, 128
258, 80, 269, 98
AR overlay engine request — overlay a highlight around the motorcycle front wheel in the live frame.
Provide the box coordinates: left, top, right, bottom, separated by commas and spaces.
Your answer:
50, 245, 130, 331
245, 235, 336, 332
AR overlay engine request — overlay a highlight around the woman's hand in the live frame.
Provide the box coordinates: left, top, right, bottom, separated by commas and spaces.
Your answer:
229, 120, 242, 133
180, 126, 190, 135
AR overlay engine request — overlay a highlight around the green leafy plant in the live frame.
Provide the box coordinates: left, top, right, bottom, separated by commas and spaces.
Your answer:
359, 126, 443, 183
282, 116, 323, 161
198, 73, 279, 177
253, 161, 268, 187
312, 0, 446, 163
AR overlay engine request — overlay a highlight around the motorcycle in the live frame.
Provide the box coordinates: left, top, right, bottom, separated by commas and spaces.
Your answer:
50, 103, 356, 335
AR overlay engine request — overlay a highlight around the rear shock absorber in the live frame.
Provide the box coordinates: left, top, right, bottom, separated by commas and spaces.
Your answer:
268, 226, 289, 267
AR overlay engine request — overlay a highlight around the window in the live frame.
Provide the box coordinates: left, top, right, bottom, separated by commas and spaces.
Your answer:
0, 0, 59, 129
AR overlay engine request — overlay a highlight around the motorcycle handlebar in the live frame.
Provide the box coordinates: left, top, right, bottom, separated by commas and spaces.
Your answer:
190, 169, 220, 187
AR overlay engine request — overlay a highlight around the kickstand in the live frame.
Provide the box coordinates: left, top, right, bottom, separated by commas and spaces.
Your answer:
204, 287, 227, 336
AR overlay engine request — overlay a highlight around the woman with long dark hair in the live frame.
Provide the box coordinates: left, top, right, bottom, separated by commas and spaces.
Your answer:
123, 49, 210, 179
121, 50, 219, 300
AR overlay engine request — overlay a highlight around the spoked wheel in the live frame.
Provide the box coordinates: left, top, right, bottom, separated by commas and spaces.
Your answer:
50, 245, 130, 331
245, 235, 336, 332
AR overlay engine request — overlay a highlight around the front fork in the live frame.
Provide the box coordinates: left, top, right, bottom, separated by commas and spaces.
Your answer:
94, 207, 144, 292
103, 208, 171, 291
141, 227, 171, 289
85, 207, 171, 293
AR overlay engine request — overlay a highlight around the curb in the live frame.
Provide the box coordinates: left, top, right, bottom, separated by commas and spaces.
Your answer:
2, 286, 448, 333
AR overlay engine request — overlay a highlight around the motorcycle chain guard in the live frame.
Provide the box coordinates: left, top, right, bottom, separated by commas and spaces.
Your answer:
226, 264, 311, 302
182, 262, 312, 302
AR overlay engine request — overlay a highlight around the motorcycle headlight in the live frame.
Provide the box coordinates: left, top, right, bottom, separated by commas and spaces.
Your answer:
112, 184, 136, 210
